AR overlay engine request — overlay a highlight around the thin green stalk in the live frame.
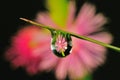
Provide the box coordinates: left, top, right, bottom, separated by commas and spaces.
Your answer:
20, 18, 120, 52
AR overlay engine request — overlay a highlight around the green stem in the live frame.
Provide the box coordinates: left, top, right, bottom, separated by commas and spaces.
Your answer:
61, 50, 65, 57
20, 18, 120, 52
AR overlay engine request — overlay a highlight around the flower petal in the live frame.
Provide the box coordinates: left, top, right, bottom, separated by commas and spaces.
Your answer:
66, 1, 76, 28
79, 37, 110, 69
88, 32, 113, 44
74, 3, 107, 35
39, 52, 58, 71
5, 26, 50, 75
68, 53, 88, 79
55, 57, 69, 80
78, 44, 106, 71
36, 12, 58, 28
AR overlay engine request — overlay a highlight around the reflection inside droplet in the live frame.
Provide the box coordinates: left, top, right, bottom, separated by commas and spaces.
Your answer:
51, 31, 72, 57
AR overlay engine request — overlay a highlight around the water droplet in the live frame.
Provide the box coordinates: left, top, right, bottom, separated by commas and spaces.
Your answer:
51, 31, 72, 57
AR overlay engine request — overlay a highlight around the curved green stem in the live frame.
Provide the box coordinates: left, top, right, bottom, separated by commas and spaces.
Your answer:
20, 18, 120, 52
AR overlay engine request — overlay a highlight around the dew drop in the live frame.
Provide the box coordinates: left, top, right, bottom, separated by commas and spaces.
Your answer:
51, 31, 72, 57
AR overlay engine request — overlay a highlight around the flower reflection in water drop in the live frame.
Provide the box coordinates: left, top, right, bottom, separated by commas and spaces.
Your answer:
55, 35, 68, 52
51, 31, 72, 57
5, 1, 112, 80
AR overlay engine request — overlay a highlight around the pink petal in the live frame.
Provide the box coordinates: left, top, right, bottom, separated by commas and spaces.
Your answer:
79, 32, 113, 67
78, 45, 106, 71
55, 56, 70, 80
39, 52, 59, 71
79, 37, 110, 66
75, 3, 96, 24
35, 12, 58, 28
68, 53, 88, 79
74, 3, 107, 35
89, 13, 107, 29
88, 32, 113, 44
66, 0, 76, 28
25, 57, 42, 75
5, 26, 50, 75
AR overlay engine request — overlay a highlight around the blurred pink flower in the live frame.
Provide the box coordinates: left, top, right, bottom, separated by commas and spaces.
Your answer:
5, 26, 51, 75
5, 2, 112, 80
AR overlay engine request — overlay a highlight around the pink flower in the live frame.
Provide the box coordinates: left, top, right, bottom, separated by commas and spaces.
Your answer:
5, 26, 51, 75
5, 2, 112, 80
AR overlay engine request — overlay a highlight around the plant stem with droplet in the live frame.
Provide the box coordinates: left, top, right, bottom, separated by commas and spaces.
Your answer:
20, 18, 120, 53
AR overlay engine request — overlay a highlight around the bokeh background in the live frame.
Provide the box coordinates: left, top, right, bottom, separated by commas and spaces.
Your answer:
0, 0, 120, 80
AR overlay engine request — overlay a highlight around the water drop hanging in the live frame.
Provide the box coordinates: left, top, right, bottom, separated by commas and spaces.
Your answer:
51, 31, 72, 57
